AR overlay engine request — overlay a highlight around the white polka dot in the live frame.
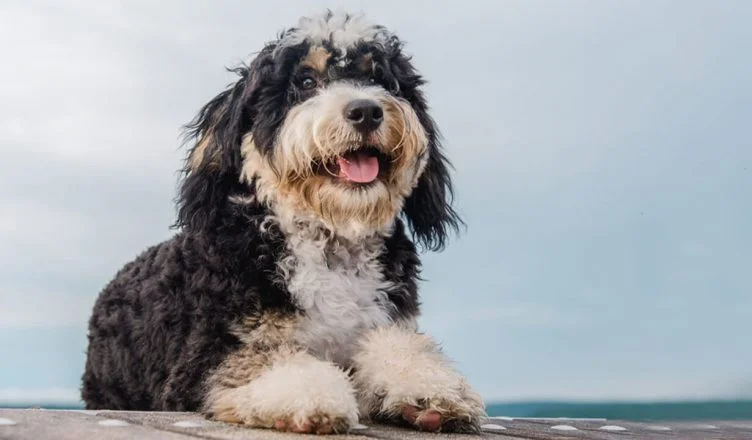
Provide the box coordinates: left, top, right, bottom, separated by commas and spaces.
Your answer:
352, 423, 368, 430
0, 418, 17, 426
98, 419, 129, 427
646, 425, 672, 431
694, 424, 718, 429
600, 425, 627, 431
551, 424, 578, 431
489, 416, 515, 421
173, 420, 205, 428
481, 423, 507, 431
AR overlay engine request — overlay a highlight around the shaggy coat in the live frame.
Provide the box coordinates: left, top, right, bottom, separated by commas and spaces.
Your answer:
82, 11, 485, 434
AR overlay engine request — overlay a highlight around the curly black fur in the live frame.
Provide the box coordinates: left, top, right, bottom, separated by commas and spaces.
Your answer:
82, 14, 460, 411
82, 201, 421, 410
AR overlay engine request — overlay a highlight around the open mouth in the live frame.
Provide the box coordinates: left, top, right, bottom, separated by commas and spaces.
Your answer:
315, 145, 390, 185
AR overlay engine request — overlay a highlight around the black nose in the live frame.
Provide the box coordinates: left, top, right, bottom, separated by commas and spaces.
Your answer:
344, 99, 383, 133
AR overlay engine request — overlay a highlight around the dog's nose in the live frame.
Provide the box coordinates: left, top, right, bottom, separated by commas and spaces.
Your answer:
344, 99, 383, 133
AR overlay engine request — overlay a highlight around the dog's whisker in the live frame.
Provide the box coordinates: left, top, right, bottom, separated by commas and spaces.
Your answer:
321, 159, 340, 179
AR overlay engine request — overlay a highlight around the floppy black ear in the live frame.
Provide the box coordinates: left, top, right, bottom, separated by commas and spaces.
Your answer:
175, 53, 270, 234
385, 46, 464, 252
402, 120, 464, 252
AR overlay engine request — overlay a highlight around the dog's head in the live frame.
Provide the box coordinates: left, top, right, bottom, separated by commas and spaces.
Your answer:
177, 11, 461, 250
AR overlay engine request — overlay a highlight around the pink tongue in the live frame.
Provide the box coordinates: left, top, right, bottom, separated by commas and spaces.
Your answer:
337, 152, 379, 183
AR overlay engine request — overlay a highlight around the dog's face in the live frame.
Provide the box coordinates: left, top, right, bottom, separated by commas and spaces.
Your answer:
178, 12, 460, 250
243, 41, 431, 239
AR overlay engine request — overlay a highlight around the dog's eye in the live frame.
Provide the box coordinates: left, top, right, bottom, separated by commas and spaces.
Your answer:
300, 76, 317, 90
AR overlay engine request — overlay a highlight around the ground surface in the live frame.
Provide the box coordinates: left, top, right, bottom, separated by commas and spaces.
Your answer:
1, 409, 752, 439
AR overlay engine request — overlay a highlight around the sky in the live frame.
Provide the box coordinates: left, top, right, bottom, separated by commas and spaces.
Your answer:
1, 0, 751, 405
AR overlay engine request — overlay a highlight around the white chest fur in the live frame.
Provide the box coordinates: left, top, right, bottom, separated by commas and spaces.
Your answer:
280, 232, 395, 366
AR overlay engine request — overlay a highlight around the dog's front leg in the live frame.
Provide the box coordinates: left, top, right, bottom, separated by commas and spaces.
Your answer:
203, 313, 359, 434
352, 325, 486, 433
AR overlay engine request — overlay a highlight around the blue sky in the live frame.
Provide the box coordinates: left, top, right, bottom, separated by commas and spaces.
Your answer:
1, 1, 750, 405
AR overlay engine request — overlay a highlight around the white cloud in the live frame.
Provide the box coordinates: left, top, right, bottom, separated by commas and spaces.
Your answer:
0, 289, 94, 329
0, 198, 170, 286
0, 0, 750, 402
0, 387, 81, 406
471, 302, 582, 328
421, 301, 583, 331
481, 375, 752, 402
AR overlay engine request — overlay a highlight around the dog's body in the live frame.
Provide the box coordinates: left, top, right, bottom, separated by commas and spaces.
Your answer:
82, 11, 485, 434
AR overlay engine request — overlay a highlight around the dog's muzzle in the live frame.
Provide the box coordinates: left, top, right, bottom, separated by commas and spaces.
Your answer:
344, 99, 383, 134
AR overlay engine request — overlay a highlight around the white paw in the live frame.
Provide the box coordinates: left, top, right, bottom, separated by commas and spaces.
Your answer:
213, 352, 359, 434
352, 326, 486, 433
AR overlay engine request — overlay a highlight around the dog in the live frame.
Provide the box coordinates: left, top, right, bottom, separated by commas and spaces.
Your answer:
82, 10, 486, 434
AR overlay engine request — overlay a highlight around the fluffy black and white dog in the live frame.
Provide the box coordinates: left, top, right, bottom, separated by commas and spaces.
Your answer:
82, 11, 486, 434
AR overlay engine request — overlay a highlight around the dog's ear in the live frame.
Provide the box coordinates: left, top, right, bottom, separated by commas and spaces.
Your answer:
386, 47, 464, 252
402, 119, 463, 252
175, 51, 272, 234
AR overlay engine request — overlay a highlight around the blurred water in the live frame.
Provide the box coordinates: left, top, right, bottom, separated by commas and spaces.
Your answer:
2, 400, 752, 421
487, 400, 752, 421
